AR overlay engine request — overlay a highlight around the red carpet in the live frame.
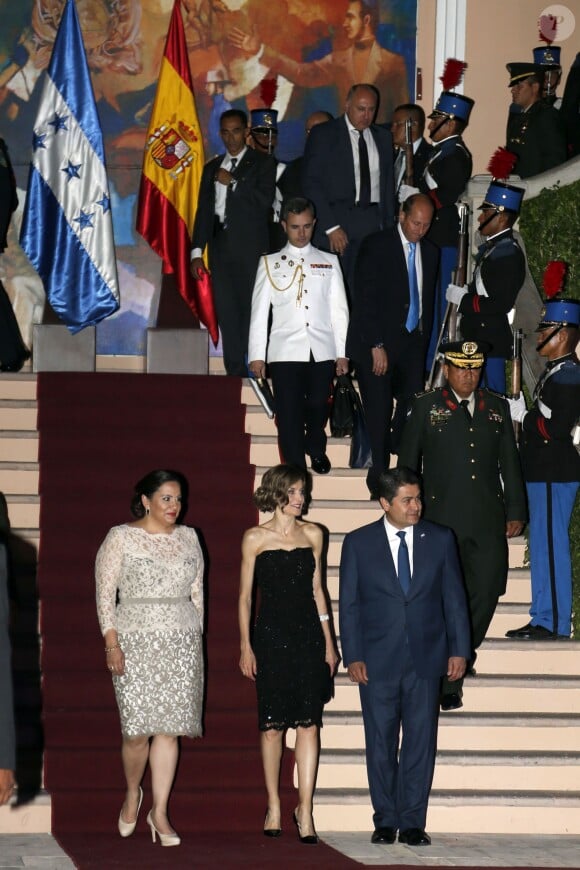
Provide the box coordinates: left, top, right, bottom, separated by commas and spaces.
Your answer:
36, 373, 354, 865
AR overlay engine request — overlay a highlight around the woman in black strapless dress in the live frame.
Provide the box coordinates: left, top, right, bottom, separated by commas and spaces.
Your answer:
239, 465, 338, 844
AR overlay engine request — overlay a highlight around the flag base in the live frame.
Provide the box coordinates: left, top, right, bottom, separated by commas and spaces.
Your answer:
146, 328, 208, 374
32, 325, 96, 372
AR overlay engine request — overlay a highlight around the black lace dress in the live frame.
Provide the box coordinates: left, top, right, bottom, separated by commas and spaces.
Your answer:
253, 548, 327, 731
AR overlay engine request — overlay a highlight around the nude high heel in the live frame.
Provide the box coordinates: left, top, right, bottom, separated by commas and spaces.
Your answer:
118, 786, 143, 837
146, 810, 181, 847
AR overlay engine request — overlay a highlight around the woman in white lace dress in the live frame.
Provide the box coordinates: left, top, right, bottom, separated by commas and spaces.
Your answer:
95, 469, 204, 847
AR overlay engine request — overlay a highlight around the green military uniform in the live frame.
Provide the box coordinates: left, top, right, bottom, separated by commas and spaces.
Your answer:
398, 382, 527, 697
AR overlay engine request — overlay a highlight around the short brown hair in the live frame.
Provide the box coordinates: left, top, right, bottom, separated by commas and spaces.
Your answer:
253, 464, 310, 512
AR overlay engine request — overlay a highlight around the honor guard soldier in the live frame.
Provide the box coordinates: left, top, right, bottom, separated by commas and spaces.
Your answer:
248, 196, 349, 474
398, 341, 526, 710
419, 74, 474, 371
534, 45, 563, 108
506, 298, 580, 639
445, 180, 526, 393
506, 60, 567, 178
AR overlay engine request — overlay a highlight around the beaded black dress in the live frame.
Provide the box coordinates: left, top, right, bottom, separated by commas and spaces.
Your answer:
253, 547, 327, 731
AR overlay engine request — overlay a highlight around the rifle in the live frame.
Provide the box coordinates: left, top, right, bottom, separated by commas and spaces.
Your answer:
425, 203, 470, 389
510, 328, 523, 442
404, 118, 414, 186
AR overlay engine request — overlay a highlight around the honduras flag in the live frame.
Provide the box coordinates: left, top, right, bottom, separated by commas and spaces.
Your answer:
20, 0, 119, 333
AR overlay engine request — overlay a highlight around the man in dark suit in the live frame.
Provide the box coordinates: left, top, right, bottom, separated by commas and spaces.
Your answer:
347, 193, 439, 497
339, 466, 470, 847
0, 537, 16, 805
302, 83, 396, 299
390, 103, 433, 201
446, 180, 526, 393
191, 109, 276, 375
398, 341, 527, 711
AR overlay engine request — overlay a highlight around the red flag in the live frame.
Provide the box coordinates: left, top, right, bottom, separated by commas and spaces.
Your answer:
137, 0, 218, 344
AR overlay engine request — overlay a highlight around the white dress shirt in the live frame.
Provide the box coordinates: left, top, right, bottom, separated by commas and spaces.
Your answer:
384, 517, 415, 576
345, 115, 380, 203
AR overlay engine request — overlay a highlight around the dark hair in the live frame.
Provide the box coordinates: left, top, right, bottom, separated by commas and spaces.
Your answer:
281, 196, 315, 222
393, 102, 426, 134
130, 469, 185, 518
401, 192, 434, 215
253, 464, 310, 512
220, 108, 248, 127
352, 0, 379, 31
377, 467, 421, 502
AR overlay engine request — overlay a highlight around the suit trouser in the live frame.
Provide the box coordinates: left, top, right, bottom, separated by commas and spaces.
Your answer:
209, 230, 261, 376
356, 332, 426, 491
359, 646, 440, 830
269, 358, 335, 469
527, 481, 578, 637
440, 532, 508, 696
317, 205, 382, 302
0, 543, 15, 769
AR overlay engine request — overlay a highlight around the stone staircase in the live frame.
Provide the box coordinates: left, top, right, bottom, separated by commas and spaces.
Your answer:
243, 381, 580, 836
2, 372, 579, 836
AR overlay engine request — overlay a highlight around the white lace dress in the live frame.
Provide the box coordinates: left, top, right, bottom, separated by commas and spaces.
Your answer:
95, 524, 204, 738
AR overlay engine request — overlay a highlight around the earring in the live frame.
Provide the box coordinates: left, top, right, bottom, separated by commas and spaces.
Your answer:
145, 507, 150, 516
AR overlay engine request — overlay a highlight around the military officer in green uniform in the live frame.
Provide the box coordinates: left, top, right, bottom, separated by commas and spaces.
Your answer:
398, 341, 527, 711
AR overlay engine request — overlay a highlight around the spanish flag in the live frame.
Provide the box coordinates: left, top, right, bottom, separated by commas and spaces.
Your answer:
137, 0, 218, 344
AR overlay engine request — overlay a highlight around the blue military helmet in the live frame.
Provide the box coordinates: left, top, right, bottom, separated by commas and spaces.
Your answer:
429, 91, 474, 124
479, 181, 525, 214
533, 45, 561, 70
250, 109, 278, 132
537, 298, 580, 330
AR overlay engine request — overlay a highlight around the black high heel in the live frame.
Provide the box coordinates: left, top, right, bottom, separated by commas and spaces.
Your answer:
293, 810, 318, 845
263, 809, 281, 838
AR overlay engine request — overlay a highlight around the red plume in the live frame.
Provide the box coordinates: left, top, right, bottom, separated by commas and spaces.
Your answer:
538, 14, 558, 45
259, 77, 277, 109
543, 260, 567, 298
440, 58, 467, 91
487, 147, 518, 180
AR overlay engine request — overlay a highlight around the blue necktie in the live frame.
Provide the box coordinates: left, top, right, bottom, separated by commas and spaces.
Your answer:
406, 242, 419, 332
396, 531, 411, 595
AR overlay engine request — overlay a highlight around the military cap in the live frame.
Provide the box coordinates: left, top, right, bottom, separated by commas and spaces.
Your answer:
506, 62, 544, 86
479, 181, 524, 214
250, 109, 278, 132
440, 340, 490, 368
429, 91, 474, 124
537, 298, 580, 330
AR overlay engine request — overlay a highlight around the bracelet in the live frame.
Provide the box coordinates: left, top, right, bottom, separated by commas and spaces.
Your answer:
105, 643, 120, 654
319, 613, 329, 622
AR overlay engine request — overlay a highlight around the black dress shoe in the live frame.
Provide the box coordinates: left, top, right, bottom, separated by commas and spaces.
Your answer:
371, 826, 397, 844
310, 454, 331, 474
505, 622, 559, 640
292, 811, 318, 844
399, 828, 431, 846
440, 692, 463, 711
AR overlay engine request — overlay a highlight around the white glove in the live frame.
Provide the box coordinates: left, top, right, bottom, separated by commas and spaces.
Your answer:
445, 283, 468, 305
507, 394, 527, 423
398, 183, 419, 202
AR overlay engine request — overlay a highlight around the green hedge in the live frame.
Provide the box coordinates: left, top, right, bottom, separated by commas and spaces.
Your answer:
519, 179, 580, 635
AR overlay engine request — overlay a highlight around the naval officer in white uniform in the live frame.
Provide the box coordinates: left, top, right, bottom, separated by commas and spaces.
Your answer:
248, 196, 349, 473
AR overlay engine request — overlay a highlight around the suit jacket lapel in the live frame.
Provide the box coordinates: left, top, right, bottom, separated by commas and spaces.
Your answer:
410, 522, 428, 595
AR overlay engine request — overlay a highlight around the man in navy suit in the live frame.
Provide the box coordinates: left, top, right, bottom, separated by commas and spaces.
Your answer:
347, 193, 439, 497
303, 83, 396, 299
339, 467, 470, 846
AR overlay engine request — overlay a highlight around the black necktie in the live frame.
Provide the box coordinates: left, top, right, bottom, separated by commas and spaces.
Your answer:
358, 131, 371, 207
229, 157, 238, 173
460, 399, 472, 421
396, 531, 411, 595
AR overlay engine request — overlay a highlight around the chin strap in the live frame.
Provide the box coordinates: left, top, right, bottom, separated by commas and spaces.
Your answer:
478, 207, 501, 233
536, 324, 564, 351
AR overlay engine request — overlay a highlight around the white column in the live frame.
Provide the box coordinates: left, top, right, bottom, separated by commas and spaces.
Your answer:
434, 0, 468, 93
